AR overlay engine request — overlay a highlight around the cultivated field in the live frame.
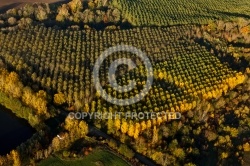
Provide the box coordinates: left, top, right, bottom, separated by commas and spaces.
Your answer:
112, 0, 250, 26
0, 25, 245, 135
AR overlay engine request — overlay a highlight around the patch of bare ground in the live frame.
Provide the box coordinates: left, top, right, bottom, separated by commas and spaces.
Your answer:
0, 0, 69, 13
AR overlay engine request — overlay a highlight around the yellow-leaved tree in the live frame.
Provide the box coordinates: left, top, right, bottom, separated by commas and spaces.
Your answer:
133, 122, 141, 139
121, 119, 128, 134
54, 92, 66, 105
127, 121, 134, 137
141, 121, 147, 131
11, 150, 21, 166
114, 118, 121, 130
68, 0, 83, 13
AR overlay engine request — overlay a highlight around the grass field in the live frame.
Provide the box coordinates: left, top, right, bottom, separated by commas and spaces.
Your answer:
38, 148, 130, 166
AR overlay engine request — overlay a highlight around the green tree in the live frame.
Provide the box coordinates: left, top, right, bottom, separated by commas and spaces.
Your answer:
118, 144, 135, 159
107, 118, 114, 134
172, 148, 185, 160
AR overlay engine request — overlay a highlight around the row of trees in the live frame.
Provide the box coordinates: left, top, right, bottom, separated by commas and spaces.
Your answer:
111, 0, 250, 26
0, 25, 199, 108
56, 0, 121, 24
98, 21, 250, 165
105, 72, 250, 165
0, 150, 21, 166
5, 3, 50, 22
0, 0, 121, 31
0, 68, 49, 117
0, 24, 246, 131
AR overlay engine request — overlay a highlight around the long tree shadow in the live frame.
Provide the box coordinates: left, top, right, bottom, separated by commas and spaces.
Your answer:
195, 37, 249, 72
213, 10, 250, 20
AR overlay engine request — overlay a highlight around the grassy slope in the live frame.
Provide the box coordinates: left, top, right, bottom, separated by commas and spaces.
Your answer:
38, 148, 130, 166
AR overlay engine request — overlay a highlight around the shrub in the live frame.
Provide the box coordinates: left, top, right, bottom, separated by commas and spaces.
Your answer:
18, 18, 33, 29
118, 144, 134, 159
22, 4, 35, 17
35, 6, 48, 21
63, 150, 70, 158
6, 9, 18, 16
7, 17, 17, 25
0, 20, 4, 27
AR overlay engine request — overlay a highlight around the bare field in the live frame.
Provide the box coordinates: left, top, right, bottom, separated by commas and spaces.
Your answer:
0, 0, 67, 6
0, 0, 68, 13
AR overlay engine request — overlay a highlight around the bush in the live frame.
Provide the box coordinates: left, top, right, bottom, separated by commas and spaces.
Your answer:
18, 18, 33, 29
63, 151, 70, 158
22, 4, 35, 17
0, 20, 4, 27
7, 17, 17, 25
172, 148, 186, 160
6, 9, 18, 16
35, 6, 48, 21
118, 144, 134, 159
107, 139, 117, 149
214, 98, 226, 109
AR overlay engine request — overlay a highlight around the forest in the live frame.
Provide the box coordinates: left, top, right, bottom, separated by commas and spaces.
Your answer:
0, 0, 249, 166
